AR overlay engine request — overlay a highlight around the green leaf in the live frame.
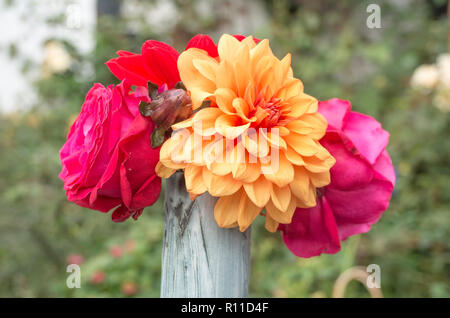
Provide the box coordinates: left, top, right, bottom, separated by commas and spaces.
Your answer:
174, 81, 186, 90
193, 100, 211, 113
139, 101, 152, 117
151, 127, 166, 148
147, 81, 159, 99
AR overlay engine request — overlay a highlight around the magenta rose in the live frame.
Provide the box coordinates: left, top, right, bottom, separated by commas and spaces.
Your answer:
279, 98, 396, 257
59, 80, 161, 222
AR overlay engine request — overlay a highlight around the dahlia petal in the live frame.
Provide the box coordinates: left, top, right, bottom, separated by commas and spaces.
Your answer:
181, 134, 198, 164
270, 184, 292, 212
275, 78, 304, 100
265, 214, 279, 232
244, 82, 256, 106
215, 114, 250, 139
141, 40, 180, 87
216, 60, 237, 92
232, 160, 261, 183
303, 151, 335, 173
285, 146, 305, 165
193, 58, 219, 82
218, 34, 242, 62
308, 171, 331, 188
242, 130, 269, 157
185, 165, 207, 195
261, 130, 287, 150
215, 88, 237, 115
155, 162, 176, 178
285, 119, 314, 135
206, 141, 234, 175
178, 48, 217, 108
208, 160, 234, 176
232, 34, 261, 43
106, 55, 151, 87
275, 53, 292, 88
233, 59, 251, 96
237, 196, 262, 232
289, 166, 316, 207
116, 50, 136, 57
186, 34, 218, 57
287, 94, 317, 118
190, 87, 215, 110
298, 113, 327, 139
214, 190, 242, 228
192, 107, 221, 136
159, 131, 189, 167
243, 175, 271, 207
203, 168, 242, 196
171, 117, 194, 130
250, 39, 272, 71
255, 55, 277, 93
266, 196, 296, 224
239, 35, 258, 49
232, 97, 253, 122
284, 133, 319, 156
263, 153, 294, 188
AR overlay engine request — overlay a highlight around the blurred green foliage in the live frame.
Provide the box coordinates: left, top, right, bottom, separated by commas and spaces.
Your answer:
0, 0, 449, 297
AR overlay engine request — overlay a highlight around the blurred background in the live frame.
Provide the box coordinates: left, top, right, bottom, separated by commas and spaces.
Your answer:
0, 0, 449, 297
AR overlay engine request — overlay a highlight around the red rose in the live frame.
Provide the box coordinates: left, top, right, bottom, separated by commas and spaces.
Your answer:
59, 81, 161, 222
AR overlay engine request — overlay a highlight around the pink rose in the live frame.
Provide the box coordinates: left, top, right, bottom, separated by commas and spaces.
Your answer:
280, 98, 396, 258
59, 80, 161, 222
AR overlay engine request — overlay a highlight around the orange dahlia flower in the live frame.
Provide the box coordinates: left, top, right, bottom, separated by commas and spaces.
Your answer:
156, 34, 335, 232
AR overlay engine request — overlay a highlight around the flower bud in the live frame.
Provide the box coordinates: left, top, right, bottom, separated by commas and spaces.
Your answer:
140, 88, 193, 130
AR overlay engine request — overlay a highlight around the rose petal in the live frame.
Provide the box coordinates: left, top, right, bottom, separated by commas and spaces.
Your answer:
322, 137, 374, 190
318, 98, 351, 131
373, 150, 396, 186
280, 197, 341, 258
342, 112, 390, 165
325, 178, 394, 240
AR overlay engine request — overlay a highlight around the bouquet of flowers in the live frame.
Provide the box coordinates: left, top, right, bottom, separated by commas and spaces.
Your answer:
59, 34, 395, 258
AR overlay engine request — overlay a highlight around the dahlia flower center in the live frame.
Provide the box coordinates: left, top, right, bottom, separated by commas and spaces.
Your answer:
252, 96, 284, 128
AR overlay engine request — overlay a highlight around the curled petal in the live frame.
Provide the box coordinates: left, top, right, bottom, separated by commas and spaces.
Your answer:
141, 40, 180, 87
325, 178, 394, 240
186, 34, 218, 57
342, 112, 390, 165
318, 98, 351, 131
280, 197, 341, 258
243, 175, 271, 207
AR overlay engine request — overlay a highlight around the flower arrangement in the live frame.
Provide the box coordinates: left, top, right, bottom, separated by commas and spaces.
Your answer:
59, 34, 395, 258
